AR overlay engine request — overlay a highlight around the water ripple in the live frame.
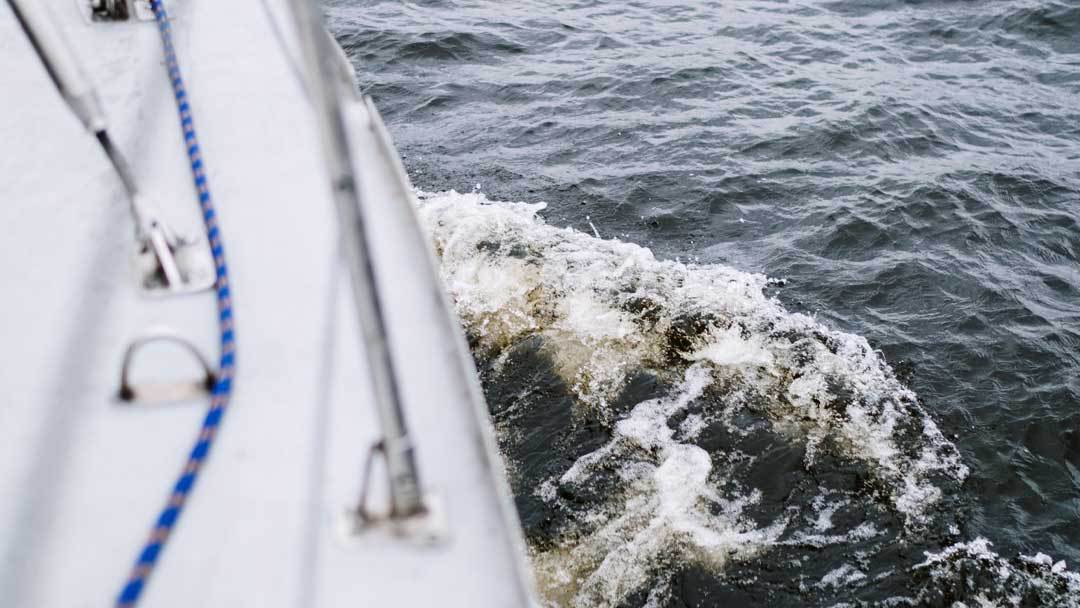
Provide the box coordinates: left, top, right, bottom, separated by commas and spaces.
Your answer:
329, 0, 1080, 604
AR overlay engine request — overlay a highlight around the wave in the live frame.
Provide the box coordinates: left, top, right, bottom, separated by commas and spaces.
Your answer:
416, 189, 977, 605
912, 538, 1080, 607
333, 26, 526, 64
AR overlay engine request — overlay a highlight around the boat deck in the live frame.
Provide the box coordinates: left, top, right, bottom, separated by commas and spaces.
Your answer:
0, 1, 534, 605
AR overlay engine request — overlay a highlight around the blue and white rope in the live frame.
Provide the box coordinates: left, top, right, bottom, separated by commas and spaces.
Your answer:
116, 1, 237, 605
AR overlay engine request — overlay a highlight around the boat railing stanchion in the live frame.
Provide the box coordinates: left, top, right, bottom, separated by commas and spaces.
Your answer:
285, 0, 444, 542
6, 0, 214, 295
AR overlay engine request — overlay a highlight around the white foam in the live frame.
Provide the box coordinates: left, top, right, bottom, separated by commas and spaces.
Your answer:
416, 189, 972, 605
530, 365, 787, 606
915, 538, 1080, 607
819, 563, 866, 589
686, 325, 775, 368
781, 521, 881, 550
810, 494, 849, 532
419, 189, 966, 513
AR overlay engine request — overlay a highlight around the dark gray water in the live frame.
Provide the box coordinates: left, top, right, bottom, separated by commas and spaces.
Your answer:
328, 1, 1080, 605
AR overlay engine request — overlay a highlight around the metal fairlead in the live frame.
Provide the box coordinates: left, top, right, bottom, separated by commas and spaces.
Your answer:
117, 330, 217, 405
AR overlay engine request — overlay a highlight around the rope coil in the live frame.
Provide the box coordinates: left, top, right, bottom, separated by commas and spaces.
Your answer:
116, 1, 237, 605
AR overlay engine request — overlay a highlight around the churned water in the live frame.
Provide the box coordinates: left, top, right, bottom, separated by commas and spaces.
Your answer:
327, 1, 1080, 605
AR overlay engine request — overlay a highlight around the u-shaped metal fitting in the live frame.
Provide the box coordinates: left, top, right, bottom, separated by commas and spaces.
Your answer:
118, 329, 216, 404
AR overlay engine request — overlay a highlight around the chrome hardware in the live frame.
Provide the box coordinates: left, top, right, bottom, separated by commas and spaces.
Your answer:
9, 0, 212, 295
286, 0, 429, 521
96, 132, 216, 296
89, 0, 128, 20
133, 215, 216, 296
118, 330, 216, 404
347, 440, 447, 544
7, 0, 107, 132
87, 0, 155, 22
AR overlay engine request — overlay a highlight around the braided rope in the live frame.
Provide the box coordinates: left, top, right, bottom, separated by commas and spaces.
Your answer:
116, 1, 237, 605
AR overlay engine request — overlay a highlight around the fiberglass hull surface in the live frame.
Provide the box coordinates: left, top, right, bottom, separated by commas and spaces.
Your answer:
0, 1, 534, 606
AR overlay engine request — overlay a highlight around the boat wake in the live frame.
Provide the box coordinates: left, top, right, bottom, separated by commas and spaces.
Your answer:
415, 190, 1076, 607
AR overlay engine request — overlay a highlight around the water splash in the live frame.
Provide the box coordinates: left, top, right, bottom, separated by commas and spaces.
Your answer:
913, 538, 1080, 607
417, 189, 974, 604
532, 364, 787, 607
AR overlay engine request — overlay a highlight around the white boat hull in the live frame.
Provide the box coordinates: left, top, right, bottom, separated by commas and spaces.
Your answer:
0, 1, 535, 605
